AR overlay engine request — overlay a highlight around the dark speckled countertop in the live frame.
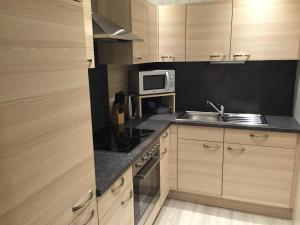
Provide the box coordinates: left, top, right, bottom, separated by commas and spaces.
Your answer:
94, 113, 300, 196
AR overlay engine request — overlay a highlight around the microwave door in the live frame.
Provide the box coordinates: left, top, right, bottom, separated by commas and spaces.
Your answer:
141, 73, 167, 95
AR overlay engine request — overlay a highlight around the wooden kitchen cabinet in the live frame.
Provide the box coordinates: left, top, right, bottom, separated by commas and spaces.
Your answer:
231, 0, 300, 61
83, 0, 95, 68
159, 5, 186, 62
97, 0, 149, 64
178, 139, 223, 196
223, 143, 295, 208
132, 0, 149, 64
160, 129, 170, 206
186, 0, 232, 61
169, 125, 178, 190
0, 0, 97, 225
70, 200, 98, 225
98, 184, 134, 225
148, 2, 159, 62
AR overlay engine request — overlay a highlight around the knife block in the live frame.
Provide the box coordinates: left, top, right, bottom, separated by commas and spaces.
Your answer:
110, 105, 125, 125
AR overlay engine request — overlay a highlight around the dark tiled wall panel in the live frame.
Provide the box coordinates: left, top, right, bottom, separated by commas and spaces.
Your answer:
139, 61, 297, 116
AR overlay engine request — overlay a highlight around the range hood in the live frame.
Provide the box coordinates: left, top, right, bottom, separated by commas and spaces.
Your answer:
92, 13, 143, 42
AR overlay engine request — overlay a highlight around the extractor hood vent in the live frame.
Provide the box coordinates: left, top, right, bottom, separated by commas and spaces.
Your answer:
92, 13, 143, 42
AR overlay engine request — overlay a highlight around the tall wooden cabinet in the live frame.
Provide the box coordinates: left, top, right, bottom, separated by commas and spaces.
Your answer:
159, 5, 186, 62
0, 1, 97, 225
186, 1, 233, 61
231, 0, 300, 61
83, 0, 95, 68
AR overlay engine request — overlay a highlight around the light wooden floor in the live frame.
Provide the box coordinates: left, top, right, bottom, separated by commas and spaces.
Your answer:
154, 199, 292, 225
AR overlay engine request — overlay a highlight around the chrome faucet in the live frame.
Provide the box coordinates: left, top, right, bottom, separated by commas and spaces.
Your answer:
206, 100, 225, 118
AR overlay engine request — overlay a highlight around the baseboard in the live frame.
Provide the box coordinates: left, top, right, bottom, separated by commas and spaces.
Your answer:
168, 190, 293, 219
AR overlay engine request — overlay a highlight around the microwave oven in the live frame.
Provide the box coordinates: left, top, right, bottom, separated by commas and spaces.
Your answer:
128, 70, 175, 95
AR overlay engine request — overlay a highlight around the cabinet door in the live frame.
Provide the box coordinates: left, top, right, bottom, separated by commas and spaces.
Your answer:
83, 0, 95, 68
0, 1, 96, 225
178, 139, 223, 196
98, 185, 134, 225
148, 2, 159, 62
223, 143, 295, 208
186, 1, 232, 61
132, 0, 149, 64
160, 129, 170, 206
169, 125, 178, 190
231, 0, 300, 61
159, 5, 186, 62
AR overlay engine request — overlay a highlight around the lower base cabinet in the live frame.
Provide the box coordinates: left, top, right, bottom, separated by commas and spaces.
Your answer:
98, 184, 134, 225
178, 139, 223, 196
223, 143, 295, 208
70, 200, 98, 225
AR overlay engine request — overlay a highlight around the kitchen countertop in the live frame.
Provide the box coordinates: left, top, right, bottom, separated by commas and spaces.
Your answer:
94, 113, 300, 196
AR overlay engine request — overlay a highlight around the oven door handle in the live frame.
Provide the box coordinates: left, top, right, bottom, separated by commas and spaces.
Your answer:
135, 158, 160, 180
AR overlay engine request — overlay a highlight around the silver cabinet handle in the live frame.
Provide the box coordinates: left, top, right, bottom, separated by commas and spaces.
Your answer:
111, 177, 124, 193
72, 190, 94, 212
121, 191, 133, 205
135, 57, 143, 61
87, 59, 93, 63
210, 54, 225, 59
161, 148, 168, 155
161, 56, 175, 62
227, 147, 245, 152
249, 133, 269, 139
73, 0, 82, 2
203, 144, 220, 150
163, 132, 168, 138
233, 53, 251, 59
82, 209, 95, 225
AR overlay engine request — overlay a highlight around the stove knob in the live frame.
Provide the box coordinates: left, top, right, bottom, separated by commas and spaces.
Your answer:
142, 156, 149, 161
147, 151, 153, 157
135, 162, 143, 168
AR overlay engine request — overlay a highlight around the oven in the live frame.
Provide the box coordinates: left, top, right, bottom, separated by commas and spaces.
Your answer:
133, 142, 160, 225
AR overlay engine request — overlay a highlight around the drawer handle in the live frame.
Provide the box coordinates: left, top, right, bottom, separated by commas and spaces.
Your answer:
163, 132, 168, 138
73, 0, 82, 2
82, 209, 95, 225
72, 190, 94, 212
135, 57, 143, 60
249, 133, 269, 139
121, 190, 133, 205
87, 59, 93, 63
111, 177, 125, 193
203, 144, 219, 150
161, 148, 168, 155
161, 56, 175, 62
210, 54, 225, 59
227, 147, 245, 152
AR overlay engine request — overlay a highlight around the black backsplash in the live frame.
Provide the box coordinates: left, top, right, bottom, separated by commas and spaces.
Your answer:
88, 64, 109, 131
139, 61, 297, 116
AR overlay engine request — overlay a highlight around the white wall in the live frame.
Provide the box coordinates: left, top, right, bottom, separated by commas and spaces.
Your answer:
293, 61, 300, 123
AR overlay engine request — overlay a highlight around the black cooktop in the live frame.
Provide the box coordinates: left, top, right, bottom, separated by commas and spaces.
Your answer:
93, 126, 155, 153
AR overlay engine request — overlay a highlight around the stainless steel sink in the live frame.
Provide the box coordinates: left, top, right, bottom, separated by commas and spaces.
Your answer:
176, 111, 267, 126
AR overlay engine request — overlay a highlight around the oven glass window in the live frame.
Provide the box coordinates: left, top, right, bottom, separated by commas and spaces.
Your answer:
134, 157, 160, 225
143, 75, 165, 90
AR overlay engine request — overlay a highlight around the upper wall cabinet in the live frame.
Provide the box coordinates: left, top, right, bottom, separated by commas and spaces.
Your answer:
159, 5, 186, 62
83, 0, 95, 68
186, 1, 233, 62
148, 2, 159, 62
132, 0, 149, 64
231, 0, 300, 61
97, 0, 149, 65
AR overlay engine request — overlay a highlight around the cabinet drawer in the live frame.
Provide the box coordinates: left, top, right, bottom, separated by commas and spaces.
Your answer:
178, 125, 224, 142
178, 139, 223, 196
223, 143, 295, 208
98, 184, 134, 225
225, 129, 297, 149
70, 200, 98, 225
97, 167, 133, 220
